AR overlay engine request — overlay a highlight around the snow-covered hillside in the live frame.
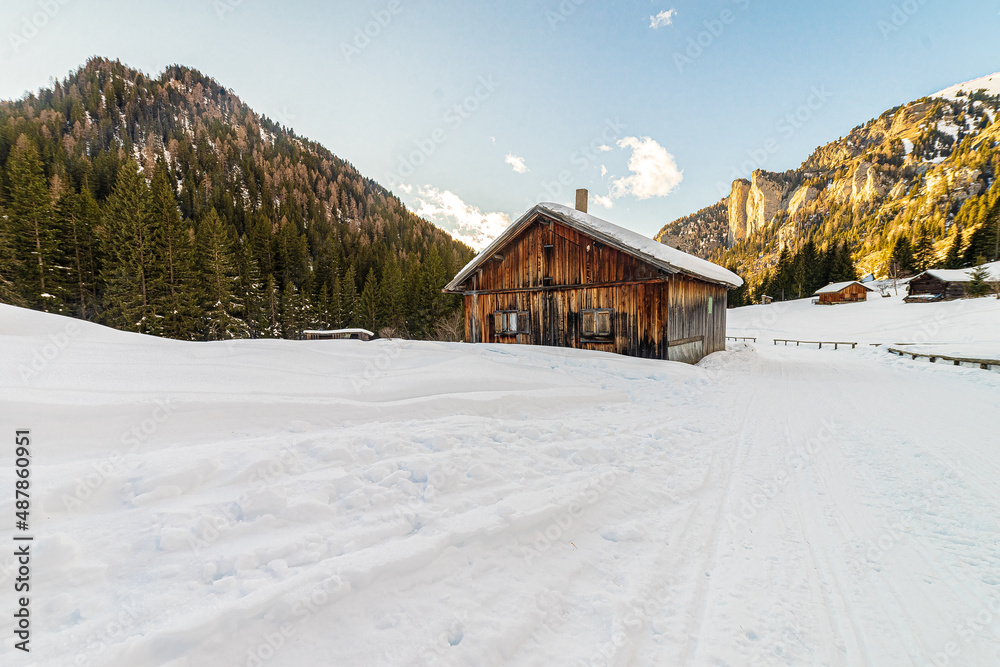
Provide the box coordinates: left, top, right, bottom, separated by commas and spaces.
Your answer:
933, 71, 1000, 99
1, 302, 999, 666
728, 276, 1000, 358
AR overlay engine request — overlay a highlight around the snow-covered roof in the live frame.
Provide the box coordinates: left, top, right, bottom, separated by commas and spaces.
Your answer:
918, 261, 1000, 283
814, 281, 874, 295
444, 203, 743, 291
302, 328, 375, 336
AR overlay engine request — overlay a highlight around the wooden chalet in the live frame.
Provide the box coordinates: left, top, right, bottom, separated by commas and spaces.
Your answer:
442, 191, 744, 363
905, 268, 978, 302
813, 281, 873, 305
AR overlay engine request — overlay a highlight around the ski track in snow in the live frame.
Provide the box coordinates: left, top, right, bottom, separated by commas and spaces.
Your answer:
1, 302, 999, 666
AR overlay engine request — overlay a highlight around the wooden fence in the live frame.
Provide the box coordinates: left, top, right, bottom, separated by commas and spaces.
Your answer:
773, 339, 858, 350
886, 348, 1000, 371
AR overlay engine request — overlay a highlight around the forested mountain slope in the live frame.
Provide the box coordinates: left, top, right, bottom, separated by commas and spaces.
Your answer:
0, 57, 473, 340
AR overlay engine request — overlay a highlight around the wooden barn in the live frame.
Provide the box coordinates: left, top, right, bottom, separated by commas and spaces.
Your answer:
442, 191, 743, 363
905, 268, 976, 302
813, 281, 873, 305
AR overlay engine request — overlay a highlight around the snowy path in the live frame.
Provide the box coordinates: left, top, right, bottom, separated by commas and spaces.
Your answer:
2, 305, 1000, 666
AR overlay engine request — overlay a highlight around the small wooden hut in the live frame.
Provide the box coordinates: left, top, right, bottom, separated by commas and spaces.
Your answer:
905, 269, 975, 302
302, 328, 375, 341
813, 281, 873, 305
442, 191, 743, 363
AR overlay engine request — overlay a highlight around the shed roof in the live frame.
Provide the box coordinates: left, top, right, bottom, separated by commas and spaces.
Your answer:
443, 202, 743, 291
814, 281, 874, 295
915, 261, 1000, 283
302, 328, 375, 336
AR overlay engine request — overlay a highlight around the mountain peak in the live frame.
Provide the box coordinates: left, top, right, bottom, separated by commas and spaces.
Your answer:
933, 71, 1000, 100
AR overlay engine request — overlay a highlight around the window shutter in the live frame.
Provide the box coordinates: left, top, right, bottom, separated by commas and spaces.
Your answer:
517, 311, 529, 334
597, 310, 611, 336
493, 311, 502, 334
582, 311, 595, 336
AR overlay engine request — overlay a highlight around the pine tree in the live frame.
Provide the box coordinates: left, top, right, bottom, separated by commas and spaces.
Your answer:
101, 159, 162, 333
149, 163, 202, 338
379, 256, 405, 335
279, 281, 302, 339
1, 223, 24, 306
891, 236, 916, 275
944, 229, 964, 269
314, 283, 331, 330
275, 220, 309, 286
238, 248, 268, 339
774, 246, 792, 301
726, 263, 748, 307
913, 229, 935, 272
791, 240, 820, 298
197, 208, 247, 340
358, 268, 381, 332
413, 246, 447, 335
829, 242, 858, 282
329, 274, 344, 329
263, 274, 281, 338
297, 285, 316, 332
54, 185, 101, 319
0, 204, 25, 306
339, 265, 358, 328
964, 257, 992, 298
985, 196, 1000, 263
7, 135, 60, 310
964, 200, 1000, 265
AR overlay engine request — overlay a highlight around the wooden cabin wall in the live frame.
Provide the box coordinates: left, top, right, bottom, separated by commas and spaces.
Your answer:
463, 279, 728, 360
908, 275, 967, 300
818, 283, 869, 304
666, 275, 727, 356
467, 218, 660, 292
850, 283, 869, 300
464, 282, 670, 359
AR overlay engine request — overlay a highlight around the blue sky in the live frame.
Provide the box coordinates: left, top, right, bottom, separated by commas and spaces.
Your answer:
2, 0, 1000, 247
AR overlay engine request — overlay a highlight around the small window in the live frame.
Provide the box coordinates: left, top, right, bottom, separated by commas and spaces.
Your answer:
707, 296, 713, 315
581, 308, 613, 340
493, 310, 529, 335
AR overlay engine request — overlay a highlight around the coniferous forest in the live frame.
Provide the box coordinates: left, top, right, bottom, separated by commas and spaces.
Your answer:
725, 240, 860, 307
0, 58, 474, 340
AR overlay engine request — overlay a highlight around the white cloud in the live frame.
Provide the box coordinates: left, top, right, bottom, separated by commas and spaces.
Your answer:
397, 183, 413, 194
592, 194, 614, 209
597, 144, 613, 152
489, 136, 496, 144
610, 136, 683, 200
505, 153, 529, 174
409, 186, 511, 250
649, 9, 676, 28
600, 164, 608, 178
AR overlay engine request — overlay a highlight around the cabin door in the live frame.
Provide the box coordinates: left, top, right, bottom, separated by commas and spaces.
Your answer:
544, 292, 555, 347
544, 291, 563, 348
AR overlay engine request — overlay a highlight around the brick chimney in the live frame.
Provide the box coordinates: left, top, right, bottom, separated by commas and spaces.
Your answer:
575, 188, 588, 214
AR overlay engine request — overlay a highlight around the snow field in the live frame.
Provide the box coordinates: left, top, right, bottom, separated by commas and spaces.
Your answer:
1, 302, 999, 666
